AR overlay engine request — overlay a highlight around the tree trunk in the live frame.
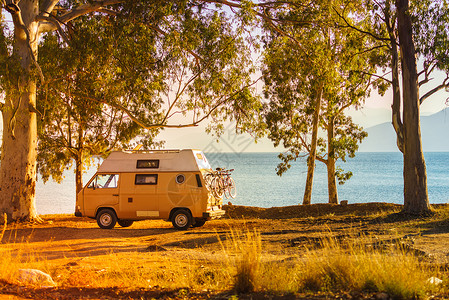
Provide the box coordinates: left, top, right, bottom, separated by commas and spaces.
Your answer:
389, 28, 404, 152
395, 0, 431, 214
327, 115, 338, 204
0, 1, 40, 222
302, 85, 323, 205
383, 0, 404, 153
75, 155, 84, 196
75, 128, 85, 196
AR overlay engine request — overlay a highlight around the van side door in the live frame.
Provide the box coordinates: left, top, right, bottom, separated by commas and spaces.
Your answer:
119, 173, 159, 219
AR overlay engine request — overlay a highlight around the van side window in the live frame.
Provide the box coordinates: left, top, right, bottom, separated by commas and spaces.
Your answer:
135, 174, 158, 185
88, 174, 119, 189
136, 160, 159, 169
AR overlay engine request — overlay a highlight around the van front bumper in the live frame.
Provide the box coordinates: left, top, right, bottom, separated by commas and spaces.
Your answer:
203, 209, 225, 220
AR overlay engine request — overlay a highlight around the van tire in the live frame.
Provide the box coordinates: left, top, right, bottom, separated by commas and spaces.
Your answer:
118, 220, 134, 228
192, 219, 207, 228
97, 209, 117, 229
171, 209, 192, 230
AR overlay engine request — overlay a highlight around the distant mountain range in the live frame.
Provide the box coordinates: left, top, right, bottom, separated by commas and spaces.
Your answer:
1, 108, 448, 152
359, 108, 449, 152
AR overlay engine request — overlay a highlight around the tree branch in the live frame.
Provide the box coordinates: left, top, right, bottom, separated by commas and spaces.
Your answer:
259, 8, 313, 63
333, 6, 390, 42
204, 0, 313, 61
71, 76, 259, 131
4, 1, 45, 82
418, 60, 438, 87
59, 0, 123, 24
97, 8, 119, 16
315, 155, 327, 164
40, 0, 59, 17
36, 15, 70, 43
350, 44, 388, 58
351, 70, 392, 84
162, 66, 202, 124
147, 24, 202, 65
420, 74, 449, 105
297, 133, 311, 154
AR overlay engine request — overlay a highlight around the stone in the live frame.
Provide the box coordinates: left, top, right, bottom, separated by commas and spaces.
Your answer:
17, 269, 57, 287
428, 277, 443, 285
375, 292, 389, 300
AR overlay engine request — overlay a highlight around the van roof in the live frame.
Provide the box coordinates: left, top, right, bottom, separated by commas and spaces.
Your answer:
97, 149, 212, 173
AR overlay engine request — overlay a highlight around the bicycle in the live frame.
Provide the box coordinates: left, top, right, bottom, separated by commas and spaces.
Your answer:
205, 168, 236, 199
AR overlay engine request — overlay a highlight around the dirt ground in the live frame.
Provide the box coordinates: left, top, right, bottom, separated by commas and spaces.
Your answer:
2, 202, 449, 299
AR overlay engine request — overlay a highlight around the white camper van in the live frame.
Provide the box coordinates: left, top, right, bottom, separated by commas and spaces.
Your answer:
75, 149, 225, 230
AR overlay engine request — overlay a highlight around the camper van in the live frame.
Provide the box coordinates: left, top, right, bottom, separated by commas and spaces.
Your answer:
75, 149, 225, 230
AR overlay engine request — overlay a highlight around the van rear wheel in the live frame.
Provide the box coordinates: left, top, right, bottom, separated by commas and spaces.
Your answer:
97, 209, 117, 229
172, 209, 192, 230
118, 220, 134, 228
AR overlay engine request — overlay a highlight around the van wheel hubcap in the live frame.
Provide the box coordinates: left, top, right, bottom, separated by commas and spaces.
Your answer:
100, 214, 112, 226
175, 214, 188, 227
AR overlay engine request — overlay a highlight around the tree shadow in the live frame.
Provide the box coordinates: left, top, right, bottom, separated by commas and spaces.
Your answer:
370, 211, 435, 224
1, 226, 175, 244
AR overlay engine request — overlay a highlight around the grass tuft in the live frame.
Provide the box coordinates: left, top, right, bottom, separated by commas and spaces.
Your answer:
220, 226, 262, 293
255, 233, 440, 299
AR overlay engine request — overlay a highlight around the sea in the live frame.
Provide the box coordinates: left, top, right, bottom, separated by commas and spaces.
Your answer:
35, 152, 449, 215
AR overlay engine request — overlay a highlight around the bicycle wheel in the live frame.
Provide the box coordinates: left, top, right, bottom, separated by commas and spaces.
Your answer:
223, 176, 231, 198
211, 176, 223, 198
226, 177, 236, 199
204, 173, 214, 190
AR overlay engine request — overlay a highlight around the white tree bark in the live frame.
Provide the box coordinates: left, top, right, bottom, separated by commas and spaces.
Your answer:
0, 0, 40, 222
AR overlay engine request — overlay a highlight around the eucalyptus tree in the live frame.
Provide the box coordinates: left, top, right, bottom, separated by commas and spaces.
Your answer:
335, 0, 449, 214
36, 17, 162, 195
261, 0, 373, 204
0, 1, 260, 222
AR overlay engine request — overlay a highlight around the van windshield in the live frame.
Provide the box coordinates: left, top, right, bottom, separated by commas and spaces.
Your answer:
88, 174, 119, 189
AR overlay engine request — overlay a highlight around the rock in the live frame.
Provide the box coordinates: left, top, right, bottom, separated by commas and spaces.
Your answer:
340, 200, 348, 206
17, 269, 57, 287
428, 277, 443, 285
375, 292, 389, 300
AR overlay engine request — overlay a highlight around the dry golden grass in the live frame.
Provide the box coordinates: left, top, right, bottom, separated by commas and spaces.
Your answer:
1, 209, 449, 299
0, 228, 444, 299
52, 251, 232, 290
219, 226, 262, 293
257, 234, 444, 299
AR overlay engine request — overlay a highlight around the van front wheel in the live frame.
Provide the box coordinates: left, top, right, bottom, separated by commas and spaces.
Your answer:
97, 209, 117, 229
172, 209, 192, 230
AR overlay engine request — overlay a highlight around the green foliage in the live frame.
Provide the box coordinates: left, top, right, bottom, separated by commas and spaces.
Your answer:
32, 1, 262, 186
412, 0, 449, 72
261, 0, 373, 184
36, 15, 162, 184
335, 167, 353, 185
0, 17, 21, 97
361, 0, 449, 96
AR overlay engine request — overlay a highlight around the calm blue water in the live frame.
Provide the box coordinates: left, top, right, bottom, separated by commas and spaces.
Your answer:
35, 152, 449, 215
